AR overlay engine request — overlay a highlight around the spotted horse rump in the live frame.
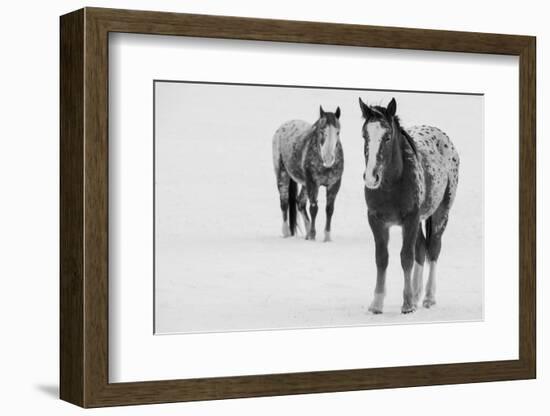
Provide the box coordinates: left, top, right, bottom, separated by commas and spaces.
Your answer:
407, 125, 460, 221
272, 106, 344, 241
359, 97, 459, 314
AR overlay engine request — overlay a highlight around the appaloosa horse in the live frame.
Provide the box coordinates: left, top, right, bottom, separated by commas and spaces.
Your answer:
272, 106, 344, 241
359, 97, 459, 314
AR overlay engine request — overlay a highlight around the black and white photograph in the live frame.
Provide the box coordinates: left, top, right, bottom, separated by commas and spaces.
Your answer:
2, 0, 543, 413
154, 81, 484, 334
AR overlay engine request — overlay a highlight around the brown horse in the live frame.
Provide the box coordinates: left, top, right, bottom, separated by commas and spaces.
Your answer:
272, 106, 344, 241
359, 97, 459, 314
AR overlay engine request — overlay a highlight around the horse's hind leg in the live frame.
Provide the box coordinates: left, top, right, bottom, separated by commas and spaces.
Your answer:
424, 205, 450, 308
401, 214, 420, 314
297, 186, 310, 236
412, 224, 426, 306
423, 155, 458, 307
324, 179, 341, 242
276, 161, 292, 237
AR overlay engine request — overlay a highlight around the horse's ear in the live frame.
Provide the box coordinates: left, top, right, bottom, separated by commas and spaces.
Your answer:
335, 107, 341, 119
359, 97, 371, 119
387, 98, 397, 118
320, 105, 326, 118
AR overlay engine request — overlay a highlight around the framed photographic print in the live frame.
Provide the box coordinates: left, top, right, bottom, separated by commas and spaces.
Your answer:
60, 7, 536, 408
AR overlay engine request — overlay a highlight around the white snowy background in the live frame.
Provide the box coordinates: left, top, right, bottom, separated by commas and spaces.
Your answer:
154, 82, 484, 334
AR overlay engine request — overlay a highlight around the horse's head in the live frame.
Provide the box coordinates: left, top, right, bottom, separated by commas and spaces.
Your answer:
359, 97, 399, 189
314, 106, 341, 168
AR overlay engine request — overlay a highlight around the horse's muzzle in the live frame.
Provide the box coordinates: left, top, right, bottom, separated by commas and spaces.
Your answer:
364, 171, 381, 189
322, 157, 336, 168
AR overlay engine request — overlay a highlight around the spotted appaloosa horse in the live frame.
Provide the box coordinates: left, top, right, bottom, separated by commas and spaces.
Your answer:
272, 106, 344, 241
359, 97, 459, 314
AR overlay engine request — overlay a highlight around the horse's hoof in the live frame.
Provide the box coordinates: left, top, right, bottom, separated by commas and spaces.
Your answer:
282, 223, 291, 238
423, 297, 436, 308
368, 295, 385, 314
306, 232, 316, 241
323, 231, 332, 242
401, 303, 417, 314
368, 306, 383, 314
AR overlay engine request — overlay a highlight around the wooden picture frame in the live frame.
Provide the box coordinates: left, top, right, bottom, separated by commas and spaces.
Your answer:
60, 7, 536, 408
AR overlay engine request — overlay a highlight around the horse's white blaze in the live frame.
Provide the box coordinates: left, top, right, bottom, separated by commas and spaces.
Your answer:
320, 125, 338, 167
364, 121, 387, 188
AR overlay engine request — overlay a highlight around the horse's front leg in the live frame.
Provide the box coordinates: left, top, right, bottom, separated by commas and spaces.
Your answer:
305, 179, 319, 240
368, 213, 389, 314
324, 179, 341, 242
401, 214, 420, 314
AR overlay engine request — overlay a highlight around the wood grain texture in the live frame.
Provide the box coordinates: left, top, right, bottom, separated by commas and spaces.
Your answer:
518, 38, 536, 375
59, 7, 537, 408
83, 10, 110, 406
59, 8, 84, 407
88, 7, 532, 54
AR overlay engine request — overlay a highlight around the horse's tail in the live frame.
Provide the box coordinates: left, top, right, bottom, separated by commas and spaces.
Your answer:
288, 179, 298, 236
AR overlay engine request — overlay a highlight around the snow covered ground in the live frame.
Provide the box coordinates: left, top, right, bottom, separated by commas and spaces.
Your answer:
154, 82, 484, 334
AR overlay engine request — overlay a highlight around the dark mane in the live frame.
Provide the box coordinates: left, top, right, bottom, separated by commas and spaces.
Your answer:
397, 125, 417, 156
370, 108, 417, 156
